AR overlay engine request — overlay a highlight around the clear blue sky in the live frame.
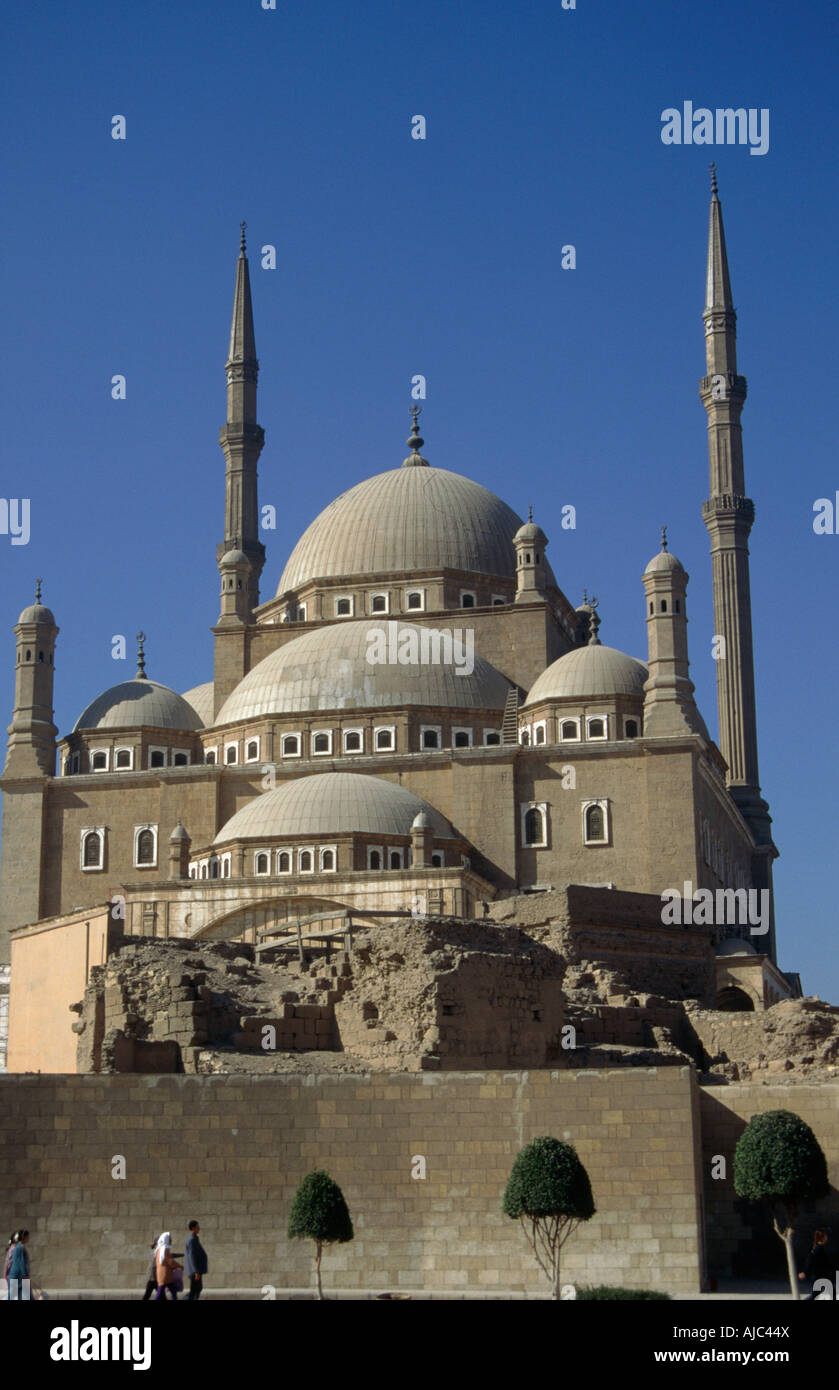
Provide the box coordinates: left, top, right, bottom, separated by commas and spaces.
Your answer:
1, 0, 837, 997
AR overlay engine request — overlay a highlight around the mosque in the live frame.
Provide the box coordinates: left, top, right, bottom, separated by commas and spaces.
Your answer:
0, 175, 799, 1064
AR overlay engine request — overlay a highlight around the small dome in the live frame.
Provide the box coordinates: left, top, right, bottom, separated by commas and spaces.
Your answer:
514, 521, 547, 545
524, 644, 648, 705
169, 823, 190, 841
181, 682, 214, 727
216, 620, 513, 724
18, 603, 55, 625
644, 550, 686, 577
276, 466, 557, 593
213, 772, 455, 844
74, 680, 204, 732
220, 549, 249, 567
411, 811, 433, 830
717, 936, 758, 957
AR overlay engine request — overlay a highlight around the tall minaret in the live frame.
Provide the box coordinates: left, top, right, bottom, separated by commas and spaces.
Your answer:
699, 167, 777, 958
217, 222, 265, 616
3, 580, 59, 778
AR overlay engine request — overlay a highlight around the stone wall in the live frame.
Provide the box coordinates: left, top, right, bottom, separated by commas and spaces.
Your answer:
700, 1082, 839, 1277
0, 1068, 705, 1296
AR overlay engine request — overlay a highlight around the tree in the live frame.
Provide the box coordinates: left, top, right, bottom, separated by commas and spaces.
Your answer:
287, 1170, 354, 1300
503, 1135, 595, 1299
733, 1110, 829, 1300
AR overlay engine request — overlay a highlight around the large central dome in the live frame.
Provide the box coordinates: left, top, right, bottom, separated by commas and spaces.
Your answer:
276, 466, 550, 595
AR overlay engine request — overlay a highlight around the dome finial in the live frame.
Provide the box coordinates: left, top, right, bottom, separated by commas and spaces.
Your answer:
35, 578, 42, 603
661, 525, 668, 552
402, 404, 430, 467
239, 220, 247, 253
709, 162, 718, 198
136, 630, 147, 680
588, 602, 601, 646
528, 504, 533, 523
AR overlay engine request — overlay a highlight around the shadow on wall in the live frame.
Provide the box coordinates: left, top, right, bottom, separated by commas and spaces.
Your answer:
701, 1090, 839, 1279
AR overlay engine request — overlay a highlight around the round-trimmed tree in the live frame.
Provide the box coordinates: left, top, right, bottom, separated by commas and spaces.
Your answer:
288, 1169, 354, 1300
733, 1109, 829, 1300
503, 1135, 595, 1299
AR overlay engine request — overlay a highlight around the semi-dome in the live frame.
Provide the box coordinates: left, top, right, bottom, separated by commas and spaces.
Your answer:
524, 644, 648, 706
215, 619, 513, 724
276, 466, 557, 594
213, 771, 456, 844
181, 682, 215, 727
220, 548, 249, 566
74, 680, 204, 732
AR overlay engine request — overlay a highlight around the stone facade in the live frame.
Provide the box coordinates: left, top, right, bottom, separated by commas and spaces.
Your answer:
0, 1068, 707, 1296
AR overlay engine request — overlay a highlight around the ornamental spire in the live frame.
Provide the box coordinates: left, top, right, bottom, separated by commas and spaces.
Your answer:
135, 631, 147, 680
402, 404, 430, 467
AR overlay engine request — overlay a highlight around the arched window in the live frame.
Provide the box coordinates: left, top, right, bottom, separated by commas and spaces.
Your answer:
375, 728, 393, 750
277, 851, 291, 874
221, 857, 231, 878
225, 745, 237, 764
246, 740, 259, 760
38, 650, 44, 663
560, 720, 580, 741
336, 598, 352, 616
584, 803, 605, 842
660, 599, 667, 613
625, 719, 639, 739
520, 729, 530, 746
369, 849, 382, 870
431, 852, 443, 868
205, 750, 216, 765
313, 733, 330, 753
321, 849, 335, 871
344, 731, 362, 752
523, 808, 544, 846
200, 863, 208, 879
484, 732, 500, 745
649, 601, 653, 614
83, 831, 102, 868
453, 730, 471, 748
299, 850, 313, 873
209, 857, 219, 879
460, 592, 475, 608
255, 852, 269, 875
25, 650, 31, 662
389, 850, 402, 869
422, 729, 440, 749
406, 591, 423, 609
115, 748, 132, 769
150, 749, 165, 768
91, 751, 107, 771
282, 735, 300, 757
371, 594, 387, 613
534, 725, 545, 745
587, 718, 606, 740
137, 828, 155, 865
173, 752, 188, 766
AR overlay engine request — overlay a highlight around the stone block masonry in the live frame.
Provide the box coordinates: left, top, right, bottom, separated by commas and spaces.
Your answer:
0, 1068, 706, 1296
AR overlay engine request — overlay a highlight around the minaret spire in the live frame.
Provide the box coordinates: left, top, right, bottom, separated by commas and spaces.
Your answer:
699, 173, 777, 960
217, 224, 265, 616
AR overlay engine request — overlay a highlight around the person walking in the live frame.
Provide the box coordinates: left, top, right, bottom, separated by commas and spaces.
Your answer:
183, 1220, 208, 1300
141, 1241, 158, 1300
798, 1229, 835, 1300
6, 1231, 29, 1300
153, 1232, 182, 1301
3, 1233, 18, 1285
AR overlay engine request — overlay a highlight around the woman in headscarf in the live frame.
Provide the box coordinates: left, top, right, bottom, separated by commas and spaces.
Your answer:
153, 1232, 182, 1301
